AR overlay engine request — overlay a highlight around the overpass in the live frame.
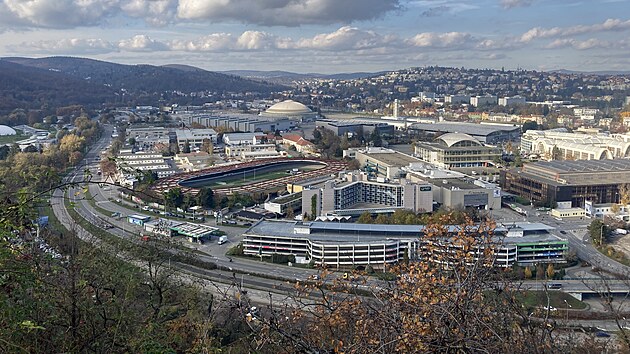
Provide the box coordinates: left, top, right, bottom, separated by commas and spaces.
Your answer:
520, 279, 630, 300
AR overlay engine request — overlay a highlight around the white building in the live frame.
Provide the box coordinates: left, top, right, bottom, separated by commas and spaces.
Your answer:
521, 129, 630, 160
175, 128, 218, 150
444, 94, 470, 105
222, 132, 264, 146
498, 96, 526, 106
470, 95, 498, 107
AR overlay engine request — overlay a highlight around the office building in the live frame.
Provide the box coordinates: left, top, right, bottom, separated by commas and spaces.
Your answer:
470, 95, 498, 107
414, 133, 501, 169
444, 94, 470, 105
404, 164, 502, 211
302, 171, 433, 217
501, 159, 630, 207
498, 96, 526, 106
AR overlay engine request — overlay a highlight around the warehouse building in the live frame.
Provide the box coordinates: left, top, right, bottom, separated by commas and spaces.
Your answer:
175, 112, 297, 133
501, 159, 630, 207
315, 119, 394, 137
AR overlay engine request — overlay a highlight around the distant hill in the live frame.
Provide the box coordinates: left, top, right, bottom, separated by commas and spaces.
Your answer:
222, 69, 385, 84
0, 59, 116, 112
3, 57, 286, 95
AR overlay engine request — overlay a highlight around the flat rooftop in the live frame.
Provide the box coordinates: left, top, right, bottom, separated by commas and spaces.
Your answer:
359, 151, 421, 167
410, 122, 520, 136
245, 220, 562, 245
526, 159, 630, 174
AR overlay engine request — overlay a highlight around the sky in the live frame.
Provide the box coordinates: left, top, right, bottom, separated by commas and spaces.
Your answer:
1, 0, 630, 74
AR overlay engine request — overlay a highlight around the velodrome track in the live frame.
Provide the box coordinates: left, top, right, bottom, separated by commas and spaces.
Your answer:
152, 158, 347, 195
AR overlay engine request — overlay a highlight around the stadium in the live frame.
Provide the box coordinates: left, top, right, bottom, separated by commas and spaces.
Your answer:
152, 158, 347, 196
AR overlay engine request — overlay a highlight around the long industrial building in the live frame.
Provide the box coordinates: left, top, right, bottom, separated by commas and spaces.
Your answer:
521, 129, 630, 160
409, 122, 521, 144
174, 112, 297, 133
501, 159, 630, 207
242, 221, 567, 269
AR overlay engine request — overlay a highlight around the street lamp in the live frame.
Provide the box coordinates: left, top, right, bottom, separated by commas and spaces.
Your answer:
563, 299, 572, 323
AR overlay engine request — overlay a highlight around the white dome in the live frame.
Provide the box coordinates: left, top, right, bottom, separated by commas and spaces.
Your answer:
265, 100, 312, 115
0, 125, 16, 136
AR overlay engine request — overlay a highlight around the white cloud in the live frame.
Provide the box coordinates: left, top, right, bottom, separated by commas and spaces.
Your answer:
545, 38, 614, 50
118, 35, 169, 52
407, 32, 472, 48
176, 0, 401, 26
520, 18, 630, 42
9, 38, 117, 54
2, 0, 120, 28
235, 31, 277, 50
168, 33, 234, 52
294, 26, 396, 51
120, 0, 178, 26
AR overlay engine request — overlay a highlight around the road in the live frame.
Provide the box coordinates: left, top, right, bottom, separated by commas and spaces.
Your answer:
493, 204, 630, 276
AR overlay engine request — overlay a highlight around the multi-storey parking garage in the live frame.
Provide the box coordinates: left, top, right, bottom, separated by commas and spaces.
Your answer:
151, 158, 347, 196
242, 221, 567, 269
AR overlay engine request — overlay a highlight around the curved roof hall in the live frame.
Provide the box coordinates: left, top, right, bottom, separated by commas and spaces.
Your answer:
435, 132, 482, 147
0, 125, 17, 135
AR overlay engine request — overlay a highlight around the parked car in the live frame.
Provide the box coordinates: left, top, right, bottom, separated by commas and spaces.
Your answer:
595, 331, 610, 338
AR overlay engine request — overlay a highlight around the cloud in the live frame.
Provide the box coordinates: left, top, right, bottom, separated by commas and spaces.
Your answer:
8, 38, 118, 54
176, 0, 401, 26
294, 26, 396, 51
121, 0, 178, 26
1, 0, 120, 28
544, 38, 614, 50
168, 33, 234, 52
500, 0, 533, 9
0, 0, 400, 29
407, 32, 472, 49
520, 18, 630, 42
118, 35, 169, 52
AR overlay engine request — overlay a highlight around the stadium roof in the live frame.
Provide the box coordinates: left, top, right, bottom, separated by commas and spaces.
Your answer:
264, 100, 312, 115
0, 125, 17, 136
